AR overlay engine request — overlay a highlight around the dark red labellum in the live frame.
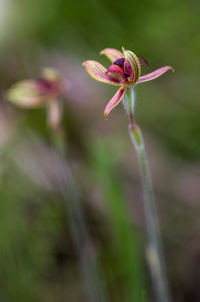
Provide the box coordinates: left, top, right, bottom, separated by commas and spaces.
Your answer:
113, 58, 125, 68
124, 61, 132, 76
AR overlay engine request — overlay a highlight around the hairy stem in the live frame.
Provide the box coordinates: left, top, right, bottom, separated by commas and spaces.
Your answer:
126, 88, 172, 302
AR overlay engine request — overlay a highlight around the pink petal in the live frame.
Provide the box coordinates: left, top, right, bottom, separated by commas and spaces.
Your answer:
82, 60, 121, 86
136, 66, 173, 84
104, 87, 126, 119
100, 48, 124, 62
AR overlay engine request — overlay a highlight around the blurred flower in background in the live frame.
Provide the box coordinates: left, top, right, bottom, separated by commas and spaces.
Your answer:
7, 67, 65, 131
7, 68, 63, 108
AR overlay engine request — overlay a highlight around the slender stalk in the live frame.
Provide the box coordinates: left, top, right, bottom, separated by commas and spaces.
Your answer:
48, 99, 108, 302
61, 172, 108, 302
125, 88, 171, 302
47, 99, 66, 152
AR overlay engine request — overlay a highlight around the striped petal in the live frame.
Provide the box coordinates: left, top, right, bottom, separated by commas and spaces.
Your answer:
100, 48, 124, 62
104, 87, 126, 119
136, 66, 173, 84
122, 47, 141, 85
82, 60, 121, 86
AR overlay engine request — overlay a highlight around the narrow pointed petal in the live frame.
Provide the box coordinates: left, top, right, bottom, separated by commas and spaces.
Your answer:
100, 48, 124, 62
104, 87, 126, 119
82, 60, 121, 86
7, 80, 46, 108
136, 66, 174, 84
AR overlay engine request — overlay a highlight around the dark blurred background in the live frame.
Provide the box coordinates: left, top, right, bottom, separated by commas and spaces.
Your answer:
0, 0, 200, 301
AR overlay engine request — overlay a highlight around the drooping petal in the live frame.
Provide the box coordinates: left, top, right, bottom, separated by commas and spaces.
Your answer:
7, 80, 47, 108
82, 60, 121, 86
100, 48, 124, 62
104, 87, 126, 119
122, 47, 141, 85
136, 66, 173, 84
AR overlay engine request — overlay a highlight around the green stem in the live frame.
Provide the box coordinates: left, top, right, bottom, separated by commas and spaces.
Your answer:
47, 99, 66, 153
126, 88, 171, 302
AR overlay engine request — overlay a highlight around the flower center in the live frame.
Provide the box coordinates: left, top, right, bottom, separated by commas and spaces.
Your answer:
36, 78, 60, 96
113, 57, 134, 85
106, 64, 124, 83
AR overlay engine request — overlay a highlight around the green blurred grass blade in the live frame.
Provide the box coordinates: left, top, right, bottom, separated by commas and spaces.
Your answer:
89, 139, 146, 302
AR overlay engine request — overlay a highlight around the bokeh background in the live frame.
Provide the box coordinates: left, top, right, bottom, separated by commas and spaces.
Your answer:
0, 0, 200, 301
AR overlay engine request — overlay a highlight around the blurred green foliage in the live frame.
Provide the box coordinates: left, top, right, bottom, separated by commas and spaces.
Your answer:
0, 158, 64, 301
89, 139, 145, 302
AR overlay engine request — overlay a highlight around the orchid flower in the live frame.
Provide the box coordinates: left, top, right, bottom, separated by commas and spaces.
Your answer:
83, 48, 174, 302
7, 68, 64, 130
83, 47, 173, 119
